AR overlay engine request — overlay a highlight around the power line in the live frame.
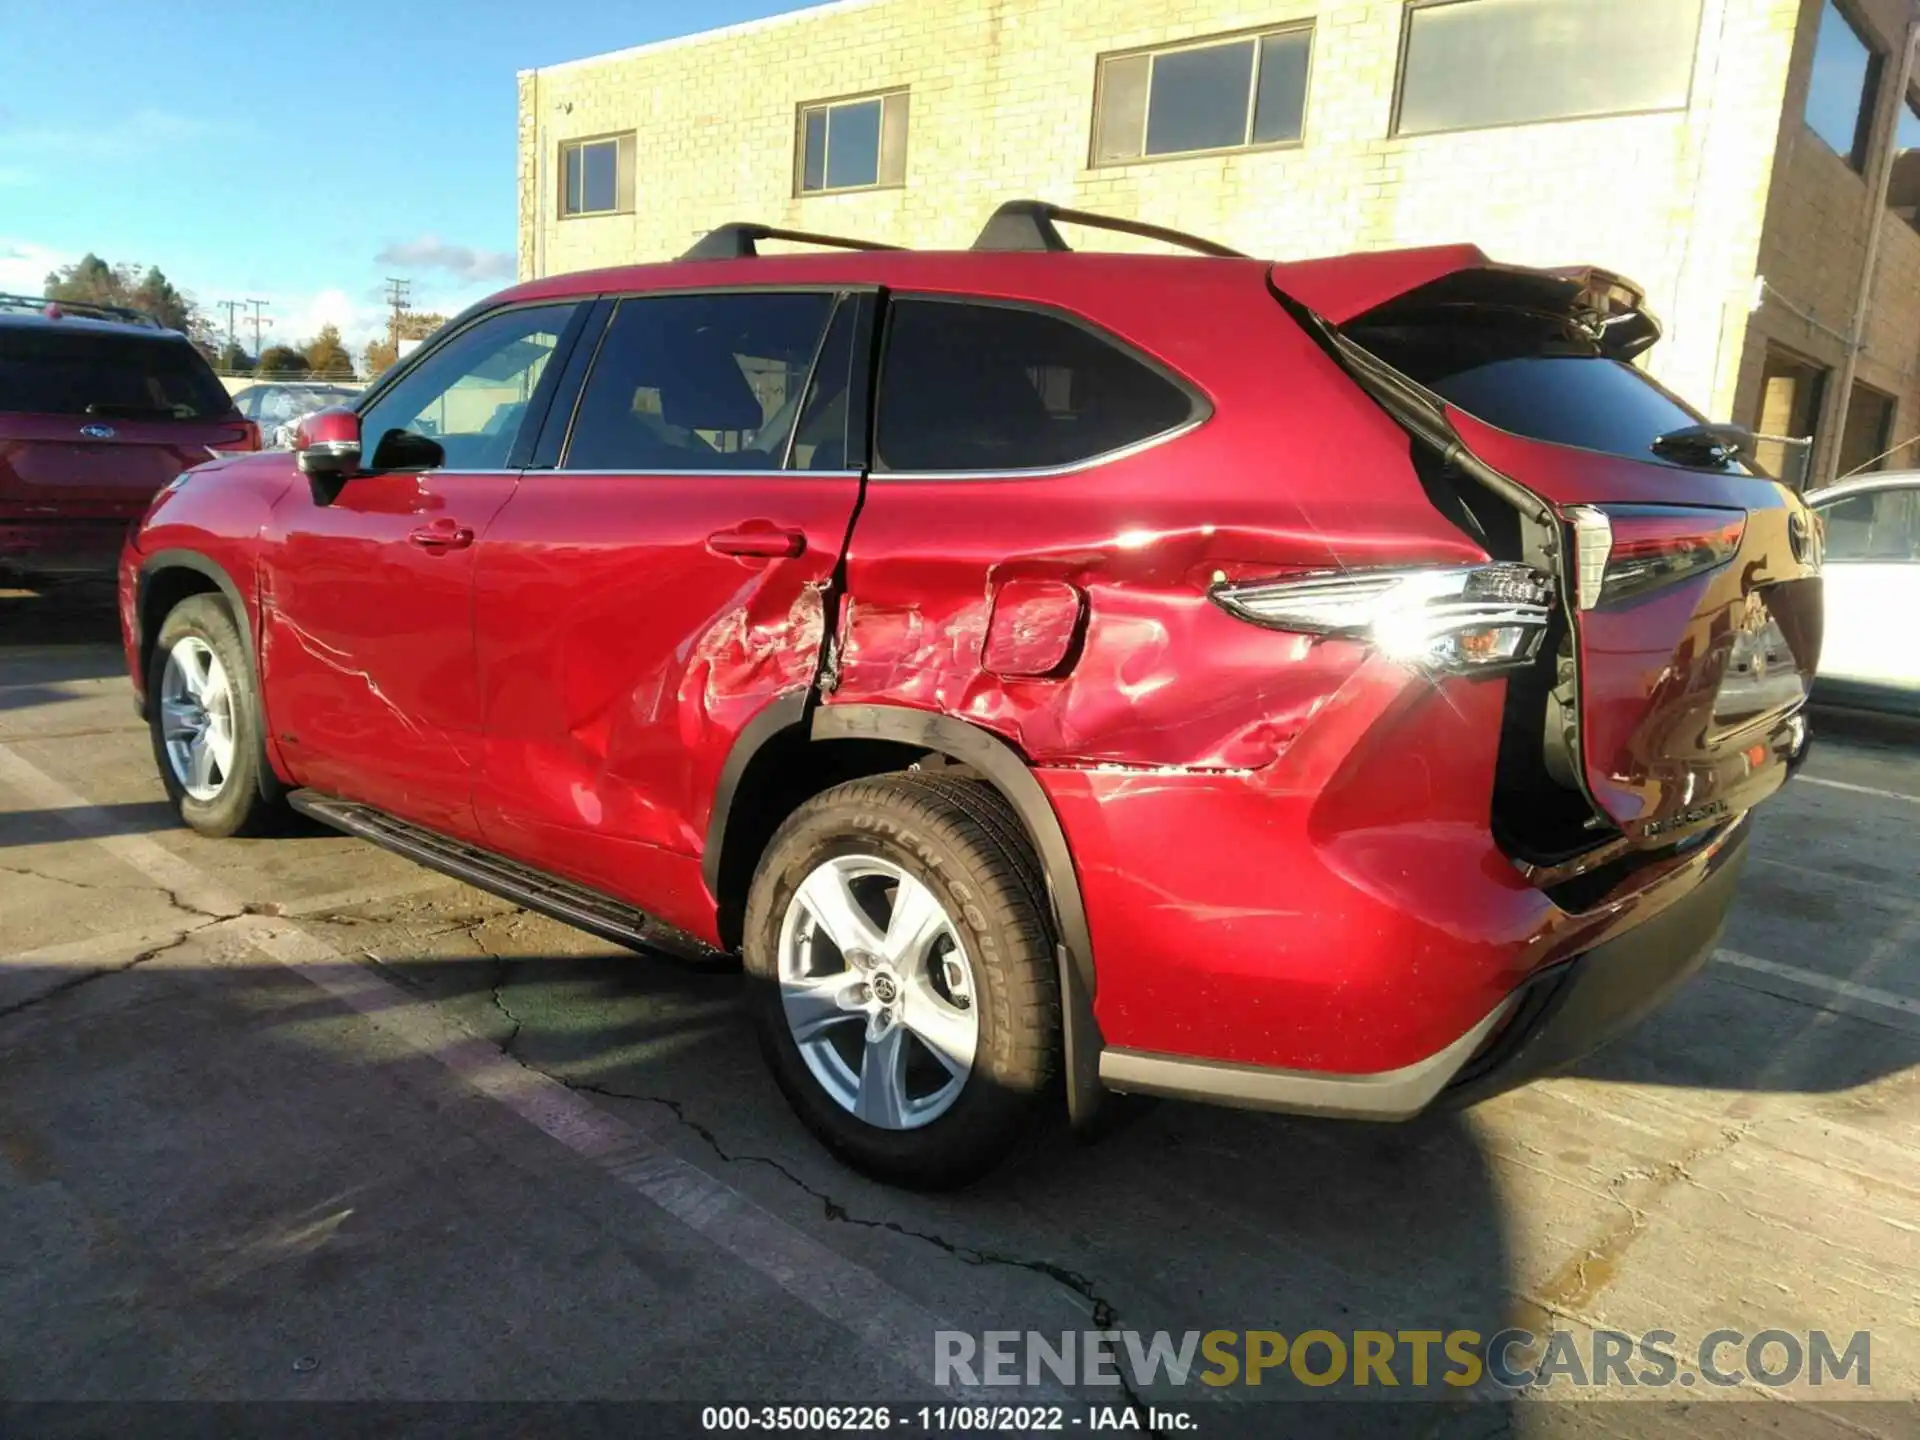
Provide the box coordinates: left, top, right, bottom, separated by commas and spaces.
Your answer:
216, 300, 243, 359
244, 299, 272, 362
384, 277, 412, 351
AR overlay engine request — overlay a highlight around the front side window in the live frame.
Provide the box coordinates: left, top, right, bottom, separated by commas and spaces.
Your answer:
1395, 0, 1701, 137
797, 92, 909, 194
875, 299, 1199, 473
1803, 0, 1881, 168
561, 134, 636, 217
1817, 486, 1920, 562
563, 292, 836, 471
358, 304, 575, 471
1094, 27, 1311, 164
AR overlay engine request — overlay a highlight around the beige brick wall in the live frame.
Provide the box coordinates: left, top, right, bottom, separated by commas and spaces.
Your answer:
1743, 0, 1920, 484
518, 0, 1818, 423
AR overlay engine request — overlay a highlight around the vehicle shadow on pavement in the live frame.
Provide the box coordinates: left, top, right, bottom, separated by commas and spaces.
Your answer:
0, 801, 180, 850
215, 939, 1526, 1431
0, 588, 123, 657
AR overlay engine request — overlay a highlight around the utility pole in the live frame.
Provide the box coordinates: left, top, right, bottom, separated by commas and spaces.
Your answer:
244, 299, 272, 365
384, 277, 412, 351
216, 300, 243, 364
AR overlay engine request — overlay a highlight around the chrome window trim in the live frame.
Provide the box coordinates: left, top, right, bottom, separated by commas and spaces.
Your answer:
873, 414, 1206, 482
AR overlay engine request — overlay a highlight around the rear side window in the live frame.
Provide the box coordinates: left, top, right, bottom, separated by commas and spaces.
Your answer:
1347, 312, 1715, 469
0, 329, 232, 419
875, 299, 1198, 473
563, 292, 835, 471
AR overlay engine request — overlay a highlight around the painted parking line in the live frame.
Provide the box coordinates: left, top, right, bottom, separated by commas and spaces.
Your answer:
1793, 774, 1920, 806
1713, 947, 1920, 1027
0, 739, 1031, 1402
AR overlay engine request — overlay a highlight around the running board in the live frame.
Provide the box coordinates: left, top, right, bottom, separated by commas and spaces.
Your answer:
287, 791, 726, 965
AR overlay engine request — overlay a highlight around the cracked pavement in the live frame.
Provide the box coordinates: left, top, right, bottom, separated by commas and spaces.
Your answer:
3, 590, 1919, 1436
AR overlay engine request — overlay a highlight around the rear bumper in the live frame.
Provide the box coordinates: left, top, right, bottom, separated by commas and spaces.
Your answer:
0, 520, 130, 579
1095, 817, 1746, 1119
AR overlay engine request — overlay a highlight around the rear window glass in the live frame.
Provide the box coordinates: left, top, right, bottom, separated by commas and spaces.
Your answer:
1347, 312, 1716, 469
0, 328, 233, 419
875, 299, 1197, 473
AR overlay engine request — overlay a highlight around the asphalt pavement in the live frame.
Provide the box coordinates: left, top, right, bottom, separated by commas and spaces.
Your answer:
2, 586, 1916, 1439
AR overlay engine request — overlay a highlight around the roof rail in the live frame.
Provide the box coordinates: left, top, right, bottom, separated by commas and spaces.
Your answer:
972, 200, 1248, 259
0, 291, 165, 328
680, 223, 904, 261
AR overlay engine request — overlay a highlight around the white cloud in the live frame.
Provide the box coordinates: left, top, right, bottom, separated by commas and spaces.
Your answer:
0, 239, 70, 295
374, 234, 515, 283
0, 109, 222, 171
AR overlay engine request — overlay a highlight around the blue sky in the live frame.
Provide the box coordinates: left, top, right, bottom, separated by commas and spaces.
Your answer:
0, 0, 811, 355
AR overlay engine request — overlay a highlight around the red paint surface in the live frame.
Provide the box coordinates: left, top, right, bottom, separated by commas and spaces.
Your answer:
116, 240, 1815, 1083
1449, 411, 1821, 842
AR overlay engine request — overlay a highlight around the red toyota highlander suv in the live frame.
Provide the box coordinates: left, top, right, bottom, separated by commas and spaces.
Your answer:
118, 203, 1822, 1187
1, 294, 256, 588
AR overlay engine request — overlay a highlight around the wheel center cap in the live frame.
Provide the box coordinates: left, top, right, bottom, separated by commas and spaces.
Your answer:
870, 972, 899, 1006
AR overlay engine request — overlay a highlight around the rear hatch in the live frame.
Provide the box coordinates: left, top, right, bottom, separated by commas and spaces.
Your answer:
1269, 255, 1821, 877
0, 323, 254, 525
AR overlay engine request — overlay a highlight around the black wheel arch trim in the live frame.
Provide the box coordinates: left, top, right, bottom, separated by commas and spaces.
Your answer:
805, 702, 1107, 1126
702, 690, 811, 898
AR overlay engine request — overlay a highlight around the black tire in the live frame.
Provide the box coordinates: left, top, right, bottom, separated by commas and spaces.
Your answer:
743, 774, 1062, 1189
147, 594, 285, 838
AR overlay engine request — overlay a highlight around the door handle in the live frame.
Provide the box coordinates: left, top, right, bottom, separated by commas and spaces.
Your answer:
707, 525, 806, 559
409, 523, 475, 552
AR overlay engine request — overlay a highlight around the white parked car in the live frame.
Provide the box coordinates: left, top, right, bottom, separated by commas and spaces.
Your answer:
1806, 471, 1920, 712
231, 382, 360, 450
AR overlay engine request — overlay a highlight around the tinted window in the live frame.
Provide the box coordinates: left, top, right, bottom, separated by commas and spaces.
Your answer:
791, 298, 859, 471
1804, 0, 1880, 166
1351, 313, 1716, 467
1817, 487, 1920, 562
876, 300, 1197, 473
1396, 0, 1700, 136
359, 304, 575, 471
0, 330, 231, 419
564, 292, 835, 471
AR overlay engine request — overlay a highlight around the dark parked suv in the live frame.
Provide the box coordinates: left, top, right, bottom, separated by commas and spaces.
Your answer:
118, 202, 1822, 1187
1, 293, 256, 588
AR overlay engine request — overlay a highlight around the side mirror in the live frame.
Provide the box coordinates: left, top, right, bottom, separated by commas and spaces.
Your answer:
293, 407, 362, 505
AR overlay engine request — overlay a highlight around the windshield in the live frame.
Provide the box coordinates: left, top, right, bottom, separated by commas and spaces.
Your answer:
0, 328, 234, 420
1345, 309, 1738, 472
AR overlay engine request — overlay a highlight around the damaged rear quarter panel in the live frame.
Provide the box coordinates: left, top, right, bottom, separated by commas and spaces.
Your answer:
830, 263, 1487, 772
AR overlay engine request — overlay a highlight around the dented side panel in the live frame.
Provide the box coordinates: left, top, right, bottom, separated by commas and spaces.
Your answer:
470, 473, 855, 943
829, 266, 1487, 772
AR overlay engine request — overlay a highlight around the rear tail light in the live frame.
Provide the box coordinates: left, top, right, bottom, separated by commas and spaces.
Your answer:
237, 420, 261, 452
1210, 563, 1556, 674
1567, 505, 1744, 610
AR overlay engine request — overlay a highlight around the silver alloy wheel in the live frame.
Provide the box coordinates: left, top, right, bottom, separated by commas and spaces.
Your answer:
777, 854, 980, 1130
158, 636, 237, 803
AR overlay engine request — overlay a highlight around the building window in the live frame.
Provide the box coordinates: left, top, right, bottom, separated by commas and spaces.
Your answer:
796, 91, 909, 194
1889, 92, 1920, 228
1092, 26, 1312, 165
1394, 0, 1701, 138
1837, 382, 1897, 477
1750, 347, 1828, 489
560, 134, 635, 218
1803, 0, 1882, 169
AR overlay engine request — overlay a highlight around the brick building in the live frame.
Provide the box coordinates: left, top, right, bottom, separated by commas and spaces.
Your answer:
517, 0, 1920, 487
